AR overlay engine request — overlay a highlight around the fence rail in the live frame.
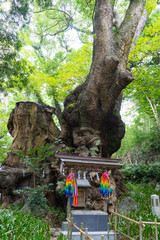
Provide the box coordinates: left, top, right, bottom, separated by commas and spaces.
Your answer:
66, 210, 160, 239
111, 209, 160, 240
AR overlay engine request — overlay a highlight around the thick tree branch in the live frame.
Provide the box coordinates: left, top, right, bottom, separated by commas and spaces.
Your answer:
43, 24, 70, 37
133, 9, 149, 45
117, 0, 146, 67
35, 92, 44, 105
40, 19, 65, 34
35, 90, 62, 126
34, 5, 94, 40
70, 24, 93, 35
34, 7, 73, 37
57, 36, 70, 52
93, 0, 114, 59
54, 98, 62, 126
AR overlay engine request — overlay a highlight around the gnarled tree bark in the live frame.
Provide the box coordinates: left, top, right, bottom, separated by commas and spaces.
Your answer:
6, 101, 60, 167
2, 0, 147, 207
59, 0, 146, 157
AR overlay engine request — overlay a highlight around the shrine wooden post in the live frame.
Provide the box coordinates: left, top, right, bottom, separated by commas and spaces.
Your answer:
103, 201, 107, 213
67, 195, 71, 218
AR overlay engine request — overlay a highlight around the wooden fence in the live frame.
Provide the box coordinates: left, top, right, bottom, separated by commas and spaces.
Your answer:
112, 209, 160, 240
66, 210, 160, 239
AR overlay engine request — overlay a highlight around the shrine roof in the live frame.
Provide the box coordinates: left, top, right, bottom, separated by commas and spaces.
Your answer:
77, 179, 92, 187
55, 154, 122, 170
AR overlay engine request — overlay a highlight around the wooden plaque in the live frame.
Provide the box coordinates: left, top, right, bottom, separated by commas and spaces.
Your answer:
78, 188, 85, 207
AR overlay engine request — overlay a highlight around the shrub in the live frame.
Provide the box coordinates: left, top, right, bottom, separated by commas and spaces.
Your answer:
110, 183, 160, 239
121, 162, 160, 183
57, 233, 68, 240
49, 207, 66, 225
0, 208, 52, 239
14, 185, 53, 215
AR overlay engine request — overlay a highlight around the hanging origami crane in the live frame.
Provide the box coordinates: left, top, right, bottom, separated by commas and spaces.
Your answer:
65, 173, 78, 207
100, 172, 113, 201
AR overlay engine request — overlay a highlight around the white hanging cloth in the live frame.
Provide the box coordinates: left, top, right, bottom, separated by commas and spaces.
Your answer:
96, 172, 100, 181
42, 170, 45, 178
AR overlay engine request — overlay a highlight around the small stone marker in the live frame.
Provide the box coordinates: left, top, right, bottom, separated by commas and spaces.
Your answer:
151, 194, 160, 216
71, 210, 108, 232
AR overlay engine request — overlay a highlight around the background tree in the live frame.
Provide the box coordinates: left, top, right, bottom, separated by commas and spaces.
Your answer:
0, 1, 33, 91
18, 0, 94, 124
118, 9, 160, 162
128, 10, 160, 129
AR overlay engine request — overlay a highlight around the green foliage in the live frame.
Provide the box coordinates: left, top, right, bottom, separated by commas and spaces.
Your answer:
0, 207, 52, 239
49, 207, 66, 224
129, 12, 160, 63
118, 114, 160, 159
21, 43, 92, 105
0, 0, 159, 165
35, 0, 53, 9
15, 144, 55, 172
0, 105, 12, 163
125, 63, 160, 125
14, 185, 52, 215
57, 233, 68, 240
119, 11, 160, 159
0, 1, 33, 89
112, 183, 160, 239
121, 162, 160, 183
24, 187, 47, 215
126, 11, 160, 123
14, 145, 55, 215
110, 182, 160, 239
50, 43, 92, 103
16, 0, 93, 109
0, 135, 12, 164
145, 0, 158, 15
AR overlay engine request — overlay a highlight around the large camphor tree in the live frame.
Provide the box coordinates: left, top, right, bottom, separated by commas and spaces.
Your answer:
1, 0, 156, 160
59, 0, 147, 158
1, 0, 157, 206
2, 0, 157, 162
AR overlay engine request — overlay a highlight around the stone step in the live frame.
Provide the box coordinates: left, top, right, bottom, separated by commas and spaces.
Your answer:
61, 230, 118, 240
50, 227, 61, 239
62, 221, 111, 232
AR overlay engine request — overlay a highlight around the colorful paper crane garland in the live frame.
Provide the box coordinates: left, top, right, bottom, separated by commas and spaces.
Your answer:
65, 173, 78, 207
65, 171, 113, 207
100, 172, 113, 201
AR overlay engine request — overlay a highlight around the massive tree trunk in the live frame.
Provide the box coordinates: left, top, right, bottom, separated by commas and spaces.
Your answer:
1, 0, 146, 207
6, 101, 60, 167
59, 0, 146, 157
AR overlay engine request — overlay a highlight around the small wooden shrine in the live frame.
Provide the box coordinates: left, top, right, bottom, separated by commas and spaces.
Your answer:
55, 154, 122, 214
